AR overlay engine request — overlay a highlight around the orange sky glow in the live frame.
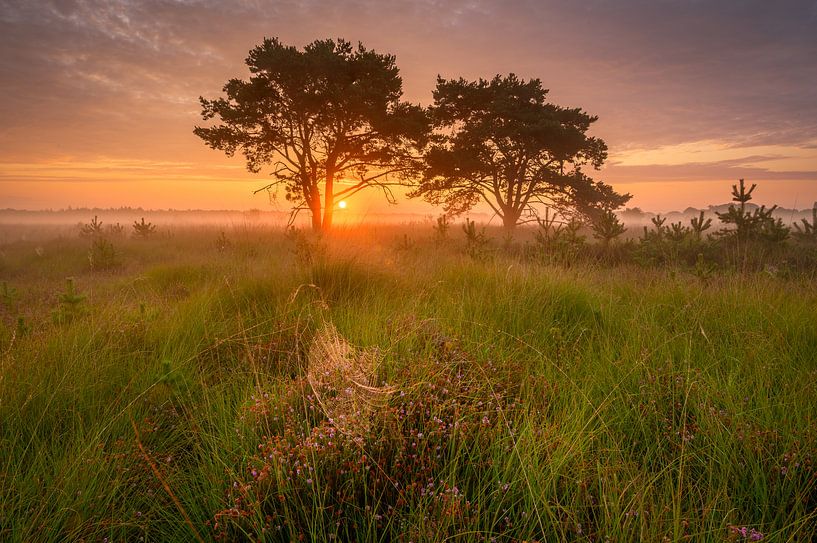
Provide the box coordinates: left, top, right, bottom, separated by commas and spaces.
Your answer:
1, 1, 815, 215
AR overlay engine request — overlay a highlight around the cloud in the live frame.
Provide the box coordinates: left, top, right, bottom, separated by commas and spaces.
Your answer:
0, 0, 815, 209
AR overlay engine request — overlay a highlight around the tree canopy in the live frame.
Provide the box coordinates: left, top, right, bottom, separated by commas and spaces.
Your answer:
194, 37, 430, 231
409, 74, 630, 228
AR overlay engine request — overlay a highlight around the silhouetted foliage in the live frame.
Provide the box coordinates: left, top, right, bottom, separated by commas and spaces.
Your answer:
286, 227, 326, 267
461, 218, 490, 261
79, 215, 104, 238
107, 222, 125, 237
533, 208, 562, 251
591, 209, 626, 246
689, 211, 712, 240
395, 233, 416, 253
132, 217, 157, 239
52, 278, 87, 324
88, 238, 118, 271
793, 205, 817, 243
1, 281, 18, 312
666, 221, 690, 243
215, 231, 231, 253
410, 74, 630, 229
433, 214, 451, 244
195, 38, 430, 232
714, 179, 789, 243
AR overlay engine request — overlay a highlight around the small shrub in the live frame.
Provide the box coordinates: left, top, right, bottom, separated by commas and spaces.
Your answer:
666, 221, 690, 243
694, 253, 716, 285
551, 217, 587, 265
78, 215, 104, 238
215, 230, 231, 253
792, 205, 817, 243
286, 227, 326, 267
533, 211, 560, 250
214, 326, 516, 542
689, 211, 712, 240
132, 217, 157, 239
433, 214, 450, 243
88, 237, 119, 271
713, 180, 792, 269
107, 222, 125, 237
1, 281, 18, 311
15, 316, 28, 338
395, 233, 416, 253
714, 179, 789, 243
591, 209, 626, 247
462, 218, 490, 261
52, 277, 87, 324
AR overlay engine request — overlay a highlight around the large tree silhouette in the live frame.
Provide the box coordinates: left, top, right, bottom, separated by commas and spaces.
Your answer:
410, 74, 629, 228
195, 38, 429, 231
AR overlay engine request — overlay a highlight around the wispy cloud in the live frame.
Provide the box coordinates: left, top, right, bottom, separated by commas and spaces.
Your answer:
1, 0, 815, 209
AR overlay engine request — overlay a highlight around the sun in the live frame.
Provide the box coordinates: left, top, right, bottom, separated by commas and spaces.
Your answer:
338, 200, 347, 209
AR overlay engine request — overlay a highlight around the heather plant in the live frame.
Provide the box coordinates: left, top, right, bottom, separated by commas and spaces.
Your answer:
78, 215, 104, 238
132, 217, 158, 239
214, 323, 519, 542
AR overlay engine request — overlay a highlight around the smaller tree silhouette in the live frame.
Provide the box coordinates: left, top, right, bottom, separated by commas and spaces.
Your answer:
461, 218, 490, 260
793, 205, 817, 243
591, 210, 626, 247
132, 217, 157, 239
667, 221, 690, 243
689, 211, 712, 240
433, 214, 451, 243
79, 216, 104, 238
715, 179, 786, 242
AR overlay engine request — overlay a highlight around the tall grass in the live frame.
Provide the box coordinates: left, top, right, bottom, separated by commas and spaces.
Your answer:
0, 224, 815, 541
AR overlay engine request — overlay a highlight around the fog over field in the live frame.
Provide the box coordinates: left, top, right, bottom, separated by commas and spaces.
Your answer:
2, 1, 817, 541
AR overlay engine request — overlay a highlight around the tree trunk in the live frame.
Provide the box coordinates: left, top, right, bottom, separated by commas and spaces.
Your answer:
309, 193, 322, 232
502, 210, 520, 230
322, 200, 334, 231
323, 169, 335, 231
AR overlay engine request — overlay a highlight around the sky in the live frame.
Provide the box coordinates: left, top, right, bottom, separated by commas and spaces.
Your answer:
0, 0, 816, 215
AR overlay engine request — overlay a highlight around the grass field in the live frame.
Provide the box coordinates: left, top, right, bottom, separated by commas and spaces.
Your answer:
1, 224, 816, 542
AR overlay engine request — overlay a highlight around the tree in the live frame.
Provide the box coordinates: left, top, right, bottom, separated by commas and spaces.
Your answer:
195, 38, 429, 231
715, 179, 789, 243
591, 209, 626, 246
792, 204, 817, 243
410, 74, 630, 229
